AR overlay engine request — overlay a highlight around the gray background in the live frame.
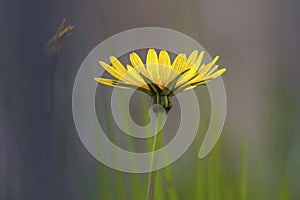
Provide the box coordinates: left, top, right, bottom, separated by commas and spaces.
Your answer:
1, 0, 300, 199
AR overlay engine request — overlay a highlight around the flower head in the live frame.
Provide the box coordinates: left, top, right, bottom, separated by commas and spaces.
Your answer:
94, 49, 226, 112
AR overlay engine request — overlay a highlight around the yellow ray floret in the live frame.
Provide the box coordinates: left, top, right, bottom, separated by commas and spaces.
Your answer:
94, 49, 226, 94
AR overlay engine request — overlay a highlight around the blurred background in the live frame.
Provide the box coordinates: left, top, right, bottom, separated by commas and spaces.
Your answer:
1, 0, 300, 199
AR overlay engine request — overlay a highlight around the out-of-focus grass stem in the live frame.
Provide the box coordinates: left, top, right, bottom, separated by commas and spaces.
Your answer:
160, 137, 178, 200
146, 110, 166, 200
118, 92, 142, 199
102, 100, 126, 199
240, 138, 248, 200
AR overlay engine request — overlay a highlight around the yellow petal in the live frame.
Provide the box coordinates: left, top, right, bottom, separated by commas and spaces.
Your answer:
158, 50, 171, 67
182, 85, 197, 91
146, 48, 159, 65
99, 61, 141, 87
99, 61, 123, 80
206, 68, 226, 79
168, 53, 186, 84
109, 56, 127, 74
130, 52, 144, 68
181, 76, 208, 91
183, 84, 203, 91
129, 52, 149, 77
171, 53, 186, 72
178, 54, 188, 72
194, 51, 204, 69
127, 65, 134, 71
125, 64, 147, 87
94, 77, 130, 89
175, 50, 200, 87
180, 70, 205, 87
184, 67, 226, 90
205, 65, 219, 77
175, 66, 198, 87
198, 56, 219, 76
159, 50, 171, 86
126, 62, 150, 89
146, 49, 159, 83
187, 50, 198, 65
94, 77, 115, 86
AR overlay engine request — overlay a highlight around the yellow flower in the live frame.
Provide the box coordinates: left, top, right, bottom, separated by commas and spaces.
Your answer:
94, 49, 226, 112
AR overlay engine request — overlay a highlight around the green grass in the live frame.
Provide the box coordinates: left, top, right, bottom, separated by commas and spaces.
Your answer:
93, 98, 246, 200
78, 84, 297, 200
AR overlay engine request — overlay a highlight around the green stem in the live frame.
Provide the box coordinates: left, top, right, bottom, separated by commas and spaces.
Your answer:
146, 109, 166, 200
240, 138, 248, 200
161, 141, 178, 200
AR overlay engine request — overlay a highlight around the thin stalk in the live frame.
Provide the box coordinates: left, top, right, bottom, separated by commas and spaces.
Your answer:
103, 102, 126, 199
140, 96, 165, 199
118, 93, 142, 200
161, 137, 178, 200
146, 110, 166, 200
196, 159, 205, 200
43, 53, 58, 117
239, 138, 248, 200
48, 54, 57, 115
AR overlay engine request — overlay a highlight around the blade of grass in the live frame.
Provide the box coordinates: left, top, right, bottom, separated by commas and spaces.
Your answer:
117, 92, 143, 200
278, 167, 290, 200
239, 138, 248, 200
146, 109, 166, 200
94, 111, 113, 199
160, 136, 178, 200
154, 171, 167, 200
196, 158, 206, 200
140, 95, 166, 200
101, 100, 126, 200
214, 142, 221, 200
208, 155, 215, 200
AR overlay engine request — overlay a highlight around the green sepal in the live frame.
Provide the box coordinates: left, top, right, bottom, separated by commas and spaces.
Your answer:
172, 79, 211, 95
161, 69, 190, 96
114, 81, 154, 96
139, 73, 162, 95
